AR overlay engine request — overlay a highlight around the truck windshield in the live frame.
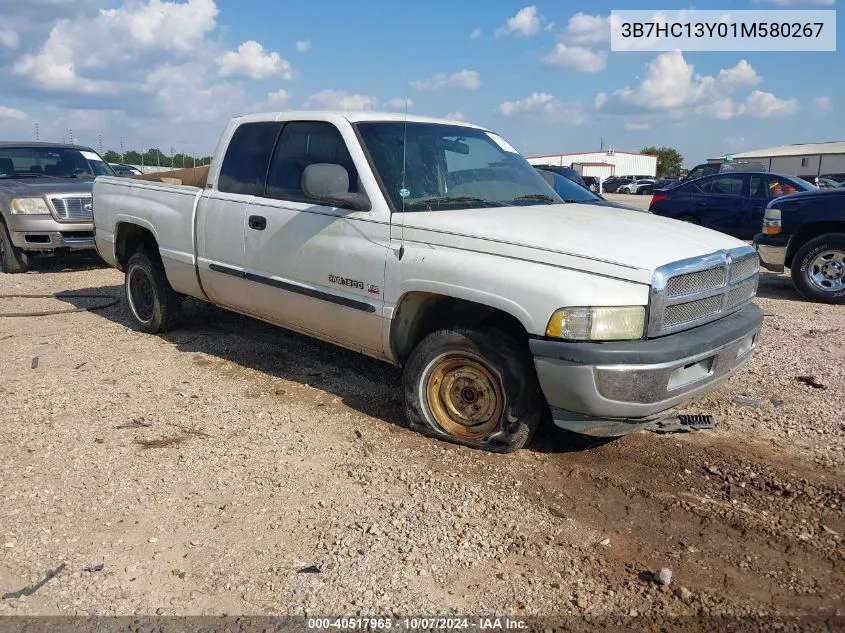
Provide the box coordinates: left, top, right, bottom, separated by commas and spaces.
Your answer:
0, 146, 116, 179
355, 122, 563, 211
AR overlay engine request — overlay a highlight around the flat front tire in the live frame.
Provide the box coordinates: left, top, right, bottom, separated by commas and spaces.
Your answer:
124, 251, 181, 333
402, 328, 545, 453
790, 233, 845, 304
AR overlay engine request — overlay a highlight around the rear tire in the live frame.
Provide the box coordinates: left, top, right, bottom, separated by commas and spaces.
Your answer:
0, 219, 28, 274
124, 250, 181, 333
790, 233, 845, 305
402, 327, 545, 453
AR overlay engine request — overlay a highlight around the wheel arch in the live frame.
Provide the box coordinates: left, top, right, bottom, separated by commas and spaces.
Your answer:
784, 222, 845, 269
114, 221, 161, 271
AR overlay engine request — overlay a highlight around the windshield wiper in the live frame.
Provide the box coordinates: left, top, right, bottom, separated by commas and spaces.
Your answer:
513, 194, 560, 204
403, 196, 505, 209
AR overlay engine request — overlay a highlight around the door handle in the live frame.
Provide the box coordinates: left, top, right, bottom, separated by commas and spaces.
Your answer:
248, 215, 266, 230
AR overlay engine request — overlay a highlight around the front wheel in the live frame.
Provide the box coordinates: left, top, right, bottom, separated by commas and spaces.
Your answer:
402, 328, 545, 453
124, 251, 182, 333
790, 233, 845, 304
0, 219, 28, 274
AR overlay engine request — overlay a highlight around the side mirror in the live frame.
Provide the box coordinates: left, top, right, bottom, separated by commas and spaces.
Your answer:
302, 163, 370, 211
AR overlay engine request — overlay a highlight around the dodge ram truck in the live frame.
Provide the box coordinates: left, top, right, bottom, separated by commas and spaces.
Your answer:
1, 142, 116, 273
91, 111, 763, 452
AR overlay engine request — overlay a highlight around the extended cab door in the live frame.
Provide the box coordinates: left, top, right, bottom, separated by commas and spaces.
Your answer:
196, 121, 282, 311
242, 120, 389, 355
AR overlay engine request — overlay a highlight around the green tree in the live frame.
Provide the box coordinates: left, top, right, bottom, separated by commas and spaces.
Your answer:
103, 150, 122, 163
641, 146, 683, 177
122, 150, 142, 165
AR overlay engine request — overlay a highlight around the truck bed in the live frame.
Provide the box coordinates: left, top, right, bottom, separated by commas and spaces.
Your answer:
92, 176, 205, 296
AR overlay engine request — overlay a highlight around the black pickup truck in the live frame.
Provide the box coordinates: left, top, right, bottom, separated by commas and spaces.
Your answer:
754, 187, 845, 304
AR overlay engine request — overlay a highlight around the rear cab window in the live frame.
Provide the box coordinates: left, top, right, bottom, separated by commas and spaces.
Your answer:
217, 122, 283, 195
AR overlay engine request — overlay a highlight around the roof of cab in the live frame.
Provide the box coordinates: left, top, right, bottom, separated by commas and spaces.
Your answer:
233, 110, 489, 130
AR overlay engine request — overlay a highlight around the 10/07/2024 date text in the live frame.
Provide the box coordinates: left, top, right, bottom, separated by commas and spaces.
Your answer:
307, 618, 528, 630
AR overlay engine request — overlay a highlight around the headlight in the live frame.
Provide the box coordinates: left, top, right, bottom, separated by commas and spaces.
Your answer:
546, 306, 646, 341
10, 197, 50, 215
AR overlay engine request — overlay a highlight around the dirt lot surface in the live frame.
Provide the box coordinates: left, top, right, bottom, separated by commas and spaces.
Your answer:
1, 254, 843, 626
602, 193, 653, 211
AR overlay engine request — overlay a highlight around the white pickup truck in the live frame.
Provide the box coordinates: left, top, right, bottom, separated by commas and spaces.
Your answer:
92, 111, 763, 452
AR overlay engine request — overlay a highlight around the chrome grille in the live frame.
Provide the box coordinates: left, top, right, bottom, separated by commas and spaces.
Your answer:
663, 295, 723, 327
729, 255, 759, 282
726, 276, 758, 309
666, 267, 725, 297
648, 247, 759, 337
48, 195, 93, 222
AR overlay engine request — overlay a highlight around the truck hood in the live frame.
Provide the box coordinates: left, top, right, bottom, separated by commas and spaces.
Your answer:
400, 202, 749, 284
0, 177, 94, 197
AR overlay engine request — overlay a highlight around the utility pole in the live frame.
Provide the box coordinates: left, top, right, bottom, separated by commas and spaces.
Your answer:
98, 134, 103, 155
600, 136, 604, 151
34, 122, 39, 141
120, 137, 125, 163
69, 129, 75, 145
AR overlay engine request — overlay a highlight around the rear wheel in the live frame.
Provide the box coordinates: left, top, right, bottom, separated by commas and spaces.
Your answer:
0, 219, 28, 274
124, 250, 181, 333
790, 233, 845, 304
402, 327, 544, 453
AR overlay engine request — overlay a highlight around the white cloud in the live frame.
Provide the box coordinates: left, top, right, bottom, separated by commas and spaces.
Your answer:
612, 52, 764, 111
717, 60, 761, 87
216, 41, 293, 80
495, 5, 552, 38
695, 98, 743, 120
295, 40, 311, 53
813, 96, 832, 116
498, 92, 586, 124
624, 122, 651, 132
0, 106, 28, 120
411, 69, 481, 91
444, 112, 465, 121
0, 28, 19, 49
266, 89, 291, 106
562, 13, 611, 45
12, 0, 220, 92
544, 44, 607, 72
384, 97, 413, 111
303, 89, 378, 111
744, 90, 799, 118
594, 92, 608, 109
469, 28, 482, 39
99, 0, 219, 52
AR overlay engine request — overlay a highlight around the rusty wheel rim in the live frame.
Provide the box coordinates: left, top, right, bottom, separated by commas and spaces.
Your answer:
421, 353, 504, 441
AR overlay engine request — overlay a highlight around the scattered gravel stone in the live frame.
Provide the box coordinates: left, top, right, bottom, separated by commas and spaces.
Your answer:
655, 568, 673, 586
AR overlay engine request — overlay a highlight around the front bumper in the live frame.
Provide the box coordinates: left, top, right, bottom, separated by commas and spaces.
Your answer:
753, 233, 789, 273
8, 214, 95, 251
529, 303, 764, 437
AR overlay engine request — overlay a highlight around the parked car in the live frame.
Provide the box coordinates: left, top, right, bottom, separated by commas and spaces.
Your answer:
681, 160, 768, 182
0, 141, 114, 273
617, 179, 657, 194
638, 178, 678, 196
534, 168, 644, 212
648, 171, 815, 240
602, 174, 654, 193
581, 176, 599, 192
92, 110, 762, 453
754, 187, 845, 304
530, 164, 588, 188
109, 163, 143, 177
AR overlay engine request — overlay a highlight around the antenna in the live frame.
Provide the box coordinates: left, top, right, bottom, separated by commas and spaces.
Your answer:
398, 78, 409, 261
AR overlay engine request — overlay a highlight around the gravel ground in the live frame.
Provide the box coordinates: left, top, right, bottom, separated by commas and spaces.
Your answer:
0, 253, 842, 624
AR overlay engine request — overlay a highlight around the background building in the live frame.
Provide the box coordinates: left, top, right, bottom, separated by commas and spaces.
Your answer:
709, 142, 845, 180
525, 149, 658, 179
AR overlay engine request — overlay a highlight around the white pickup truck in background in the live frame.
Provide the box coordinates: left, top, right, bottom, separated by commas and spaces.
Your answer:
91, 111, 763, 453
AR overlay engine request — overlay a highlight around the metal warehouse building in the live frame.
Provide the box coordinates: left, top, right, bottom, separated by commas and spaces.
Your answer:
525, 150, 658, 180
710, 142, 845, 180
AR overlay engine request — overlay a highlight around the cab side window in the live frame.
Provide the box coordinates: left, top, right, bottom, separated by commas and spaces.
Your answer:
263, 121, 359, 202
217, 122, 282, 195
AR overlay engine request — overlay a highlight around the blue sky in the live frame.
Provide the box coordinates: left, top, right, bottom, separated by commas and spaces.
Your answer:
0, 0, 839, 166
